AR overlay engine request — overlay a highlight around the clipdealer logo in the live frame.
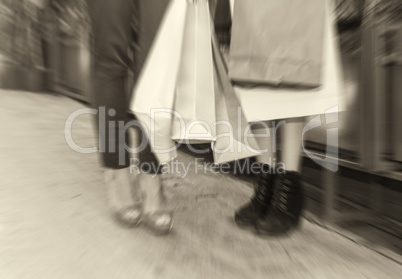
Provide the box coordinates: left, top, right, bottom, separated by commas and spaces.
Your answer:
64, 106, 339, 172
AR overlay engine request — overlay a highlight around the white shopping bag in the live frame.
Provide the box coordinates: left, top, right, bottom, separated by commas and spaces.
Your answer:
130, 0, 187, 163
229, 0, 234, 18
210, 26, 262, 164
131, 0, 261, 165
234, 0, 346, 122
171, 0, 216, 143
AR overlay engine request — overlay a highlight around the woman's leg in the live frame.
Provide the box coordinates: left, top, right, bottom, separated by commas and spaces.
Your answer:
234, 121, 277, 228
253, 121, 276, 166
280, 117, 305, 172
87, 0, 141, 226
255, 117, 305, 236
133, 0, 173, 234
88, 0, 172, 233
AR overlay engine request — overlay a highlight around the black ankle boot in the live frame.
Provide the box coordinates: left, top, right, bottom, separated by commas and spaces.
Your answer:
234, 164, 275, 228
255, 171, 304, 236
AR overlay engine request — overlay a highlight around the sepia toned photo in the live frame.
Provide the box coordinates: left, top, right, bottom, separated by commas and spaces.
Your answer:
1, 0, 402, 278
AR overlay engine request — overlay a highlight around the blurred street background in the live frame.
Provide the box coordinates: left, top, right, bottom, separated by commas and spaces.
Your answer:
1, 0, 402, 278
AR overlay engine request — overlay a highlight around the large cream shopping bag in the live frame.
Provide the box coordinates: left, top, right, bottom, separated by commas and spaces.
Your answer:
210, 27, 262, 164
233, 0, 346, 122
130, 0, 187, 163
171, 0, 216, 143
229, 0, 325, 87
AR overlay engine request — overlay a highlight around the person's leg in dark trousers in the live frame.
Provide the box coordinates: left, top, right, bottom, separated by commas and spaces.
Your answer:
87, 0, 173, 233
87, 0, 142, 227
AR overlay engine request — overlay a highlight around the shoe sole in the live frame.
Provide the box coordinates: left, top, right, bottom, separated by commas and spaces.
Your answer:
254, 218, 302, 238
113, 213, 143, 228
254, 226, 297, 238
234, 216, 258, 231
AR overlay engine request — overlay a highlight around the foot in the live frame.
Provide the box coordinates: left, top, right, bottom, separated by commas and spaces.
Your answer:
105, 168, 143, 227
139, 174, 173, 235
255, 171, 304, 236
234, 164, 275, 228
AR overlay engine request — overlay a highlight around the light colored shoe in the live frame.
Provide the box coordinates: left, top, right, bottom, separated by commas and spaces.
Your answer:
112, 204, 143, 228
105, 168, 143, 227
143, 210, 173, 235
139, 174, 173, 235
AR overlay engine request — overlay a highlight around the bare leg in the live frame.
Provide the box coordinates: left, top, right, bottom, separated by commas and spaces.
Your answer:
251, 121, 276, 165
129, 119, 172, 232
139, 173, 173, 234
105, 168, 139, 209
280, 117, 306, 172
104, 127, 143, 226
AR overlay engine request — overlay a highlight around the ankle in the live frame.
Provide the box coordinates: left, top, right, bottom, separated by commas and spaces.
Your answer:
139, 174, 165, 214
105, 167, 140, 210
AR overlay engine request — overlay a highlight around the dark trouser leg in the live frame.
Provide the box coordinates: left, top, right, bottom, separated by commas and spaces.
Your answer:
87, 0, 134, 169
87, 0, 168, 171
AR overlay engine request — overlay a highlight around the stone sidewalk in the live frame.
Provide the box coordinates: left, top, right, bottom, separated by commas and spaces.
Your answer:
1, 89, 401, 279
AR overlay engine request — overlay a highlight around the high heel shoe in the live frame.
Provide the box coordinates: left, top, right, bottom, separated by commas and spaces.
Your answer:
139, 174, 174, 235
105, 169, 143, 227
113, 204, 143, 228
143, 210, 173, 235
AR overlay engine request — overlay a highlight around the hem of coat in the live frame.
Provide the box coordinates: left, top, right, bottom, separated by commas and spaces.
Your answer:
228, 57, 323, 88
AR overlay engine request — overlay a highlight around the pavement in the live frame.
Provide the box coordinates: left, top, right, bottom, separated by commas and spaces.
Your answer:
1, 89, 402, 279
